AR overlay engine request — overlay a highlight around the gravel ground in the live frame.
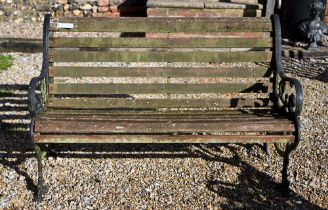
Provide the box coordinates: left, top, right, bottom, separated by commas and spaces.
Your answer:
0, 22, 327, 209
0, 22, 42, 39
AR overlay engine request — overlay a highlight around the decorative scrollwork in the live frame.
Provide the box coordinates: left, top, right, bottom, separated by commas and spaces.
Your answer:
277, 78, 302, 118
28, 77, 47, 118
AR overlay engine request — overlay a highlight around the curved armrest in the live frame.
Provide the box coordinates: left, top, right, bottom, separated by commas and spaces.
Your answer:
272, 14, 304, 118
28, 76, 47, 118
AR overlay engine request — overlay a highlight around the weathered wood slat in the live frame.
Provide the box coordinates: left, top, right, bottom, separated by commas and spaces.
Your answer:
34, 134, 295, 144
48, 66, 272, 78
40, 114, 277, 121
47, 98, 273, 109
49, 37, 273, 48
49, 83, 272, 95
50, 17, 273, 32
42, 109, 275, 116
39, 109, 281, 122
39, 111, 283, 122
34, 119, 295, 133
145, 32, 271, 38
49, 50, 273, 63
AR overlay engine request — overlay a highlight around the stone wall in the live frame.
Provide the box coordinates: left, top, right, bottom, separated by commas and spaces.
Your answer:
0, 0, 146, 22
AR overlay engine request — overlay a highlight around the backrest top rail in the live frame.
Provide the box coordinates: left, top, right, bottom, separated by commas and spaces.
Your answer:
49, 17, 273, 32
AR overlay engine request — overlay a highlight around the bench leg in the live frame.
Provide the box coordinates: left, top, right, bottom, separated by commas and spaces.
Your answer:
35, 145, 46, 203
264, 143, 269, 156
280, 143, 292, 197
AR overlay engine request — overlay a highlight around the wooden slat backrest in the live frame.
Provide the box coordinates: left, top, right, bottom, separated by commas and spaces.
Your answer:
48, 17, 275, 110
50, 17, 273, 32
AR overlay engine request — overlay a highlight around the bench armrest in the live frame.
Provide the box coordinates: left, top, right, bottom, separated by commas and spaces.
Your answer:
29, 15, 51, 119
272, 14, 304, 119
28, 76, 47, 118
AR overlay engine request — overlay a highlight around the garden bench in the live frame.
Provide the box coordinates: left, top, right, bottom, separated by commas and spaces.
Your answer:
29, 14, 303, 201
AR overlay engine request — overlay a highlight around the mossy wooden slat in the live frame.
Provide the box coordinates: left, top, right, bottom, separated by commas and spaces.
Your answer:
49, 83, 272, 95
49, 50, 273, 63
49, 37, 273, 48
48, 66, 272, 78
34, 134, 295, 144
51, 17, 273, 32
47, 98, 273, 109
145, 32, 271, 38
34, 119, 295, 133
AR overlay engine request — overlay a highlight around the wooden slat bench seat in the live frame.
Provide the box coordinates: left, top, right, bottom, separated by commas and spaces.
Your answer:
35, 111, 294, 138
28, 14, 303, 201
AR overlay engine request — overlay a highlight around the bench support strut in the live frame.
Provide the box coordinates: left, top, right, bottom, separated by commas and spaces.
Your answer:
35, 144, 46, 203
281, 143, 292, 196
